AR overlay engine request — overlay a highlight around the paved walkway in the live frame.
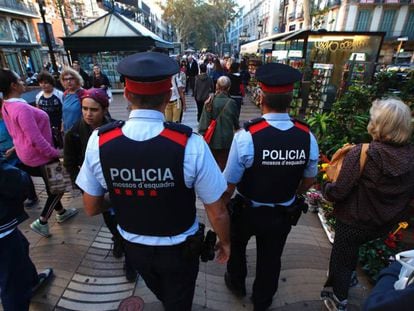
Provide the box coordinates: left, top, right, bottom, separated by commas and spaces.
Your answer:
6, 94, 372, 310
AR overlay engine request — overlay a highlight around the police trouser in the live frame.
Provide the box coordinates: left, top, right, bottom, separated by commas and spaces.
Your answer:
124, 240, 199, 311
227, 204, 291, 311
0, 229, 39, 311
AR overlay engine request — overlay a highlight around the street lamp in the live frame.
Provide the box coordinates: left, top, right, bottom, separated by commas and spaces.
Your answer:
396, 36, 408, 64
257, 21, 263, 39
37, 0, 59, 74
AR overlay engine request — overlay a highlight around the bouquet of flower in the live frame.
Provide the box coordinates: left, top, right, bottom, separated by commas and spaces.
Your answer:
306, 190, 322, 212
359, 222, 409, 283
315, 153, 330, 188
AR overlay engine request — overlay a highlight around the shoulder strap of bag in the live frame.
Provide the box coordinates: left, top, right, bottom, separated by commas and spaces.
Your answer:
215, 98, 231, 120
359, 143, 369, 174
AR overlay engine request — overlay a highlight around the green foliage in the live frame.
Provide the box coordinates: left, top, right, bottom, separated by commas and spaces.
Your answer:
306, 112, 333, 141
359, 230, 405, 283
372, 71, 400, 98
307, 85, 373, 156
161, 0, 237, 49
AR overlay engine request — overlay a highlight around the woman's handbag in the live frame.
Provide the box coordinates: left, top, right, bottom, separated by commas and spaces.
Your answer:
204, 119, 217, 144
326, 143, 369, 182
43, 159, 72, 195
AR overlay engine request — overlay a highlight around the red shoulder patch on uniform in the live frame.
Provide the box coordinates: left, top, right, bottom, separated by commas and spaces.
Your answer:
249, 120, 270, 135
294, 121, 309, 133
99, 127, 123, 146
160, 128, 188, 147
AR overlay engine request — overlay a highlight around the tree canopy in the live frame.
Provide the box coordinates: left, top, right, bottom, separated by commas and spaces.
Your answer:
161, 0, 237, 50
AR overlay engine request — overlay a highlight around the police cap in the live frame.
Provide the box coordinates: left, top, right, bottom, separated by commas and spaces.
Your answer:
255, 63, 302, 94
117, 52, 179, 95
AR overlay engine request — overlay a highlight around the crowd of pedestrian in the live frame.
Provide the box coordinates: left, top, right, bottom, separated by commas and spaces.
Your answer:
0, 49, 413, 311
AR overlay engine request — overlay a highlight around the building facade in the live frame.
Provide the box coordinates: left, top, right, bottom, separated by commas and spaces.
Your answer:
281, 0, 414, 64
102, 0, 173, 42
0, 0, 43, 77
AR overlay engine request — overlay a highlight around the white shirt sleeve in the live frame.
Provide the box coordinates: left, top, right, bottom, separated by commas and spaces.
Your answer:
184, 133, 226, 204
35, 91, 43, 106
54, 89, 64, 104
223, 129, 254, 184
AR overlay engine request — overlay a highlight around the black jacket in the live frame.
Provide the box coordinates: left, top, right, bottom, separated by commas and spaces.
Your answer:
186, 60, 199, 77
63, 117, 113, 182
0, 157, 29, 234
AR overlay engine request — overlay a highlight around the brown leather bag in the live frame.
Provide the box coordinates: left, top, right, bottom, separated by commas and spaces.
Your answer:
326, 143, 369, 182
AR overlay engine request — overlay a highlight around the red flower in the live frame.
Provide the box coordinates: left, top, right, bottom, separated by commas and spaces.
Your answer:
384, 236, 397, 249
395, 231, 403, 241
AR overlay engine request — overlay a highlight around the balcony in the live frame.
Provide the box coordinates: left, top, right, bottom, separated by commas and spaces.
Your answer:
0, 0, 39, 17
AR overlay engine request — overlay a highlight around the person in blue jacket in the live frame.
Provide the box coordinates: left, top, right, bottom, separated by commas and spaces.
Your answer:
364, 260, 414, 311
0, 156, 53, 311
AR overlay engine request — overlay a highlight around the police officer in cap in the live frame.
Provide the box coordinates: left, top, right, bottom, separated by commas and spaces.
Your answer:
222, 63, 319, 310
76, 52, 230, 310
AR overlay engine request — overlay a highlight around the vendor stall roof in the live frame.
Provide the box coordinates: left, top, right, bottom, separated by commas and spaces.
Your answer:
240, 30, 296, 54
61, 12, 173, 51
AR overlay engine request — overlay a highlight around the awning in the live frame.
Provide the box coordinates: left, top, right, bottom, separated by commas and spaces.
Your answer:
240, 30, 299, 54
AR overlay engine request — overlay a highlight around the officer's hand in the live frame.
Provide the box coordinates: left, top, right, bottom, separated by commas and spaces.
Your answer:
215, 241, 230, 264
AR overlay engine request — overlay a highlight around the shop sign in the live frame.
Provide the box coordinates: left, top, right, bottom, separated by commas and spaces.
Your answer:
349, 53, 366, 61
314, 39, 368, 53
313, 63, 334, 70
272, 50, 288, 59
288, 50, 303, 58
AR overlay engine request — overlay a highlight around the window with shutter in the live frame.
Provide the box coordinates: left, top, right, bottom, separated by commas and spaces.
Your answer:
355, 10, 371, 31
379, 10, 396, 38
403, 11, 414, 40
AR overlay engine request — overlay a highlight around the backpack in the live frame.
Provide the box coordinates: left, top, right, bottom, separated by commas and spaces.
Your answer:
326, 143, 369, 182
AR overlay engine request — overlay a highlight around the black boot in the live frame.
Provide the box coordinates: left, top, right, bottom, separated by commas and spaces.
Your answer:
125, 262, 137, 283
112, 236, 124, 259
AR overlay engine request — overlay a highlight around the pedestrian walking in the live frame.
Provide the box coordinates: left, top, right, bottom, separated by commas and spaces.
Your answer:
0, 68, 78, 238
321, 98, 414, 311
199, 76, 239, 171
186, 55, 199, 95
63, 88, 137, 282
76, 51, 230, 310
226, 62, 243, 117
0, 156, 53, 311
194, 63, 214, 122
165, 71, 186, 123
0, 102, 38, 208
36, 71, 64, 149
72, 60, 91, 89
222, 63, 319, 311
60, 67, 85, 133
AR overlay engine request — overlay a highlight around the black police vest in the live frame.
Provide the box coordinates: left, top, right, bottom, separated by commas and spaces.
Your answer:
99, 121, 196, 236
237, 118, 310, 203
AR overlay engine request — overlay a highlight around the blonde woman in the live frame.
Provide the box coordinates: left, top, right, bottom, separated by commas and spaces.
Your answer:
60, 67, 85, 132
321, 98, 414, 311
